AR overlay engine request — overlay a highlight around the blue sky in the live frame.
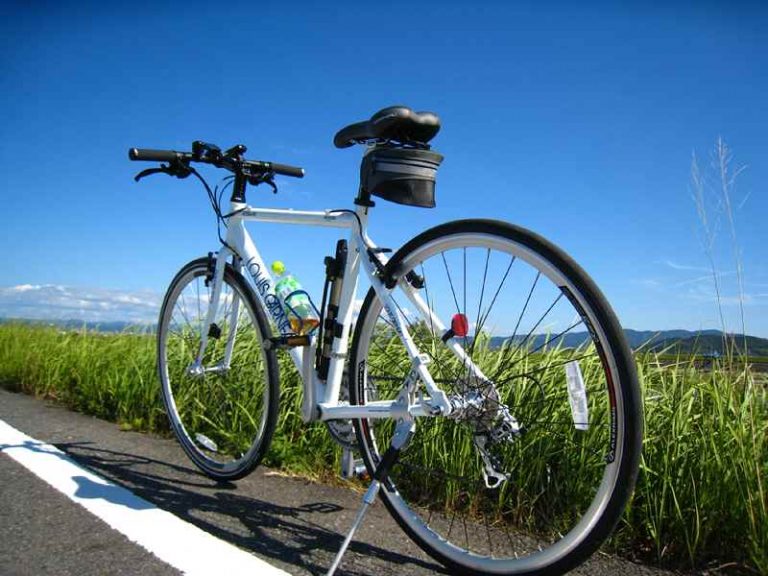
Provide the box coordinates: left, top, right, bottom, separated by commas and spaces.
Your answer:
1, 1, 766, 336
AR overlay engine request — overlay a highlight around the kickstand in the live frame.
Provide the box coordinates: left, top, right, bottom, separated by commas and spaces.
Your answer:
326, 420, 415, 576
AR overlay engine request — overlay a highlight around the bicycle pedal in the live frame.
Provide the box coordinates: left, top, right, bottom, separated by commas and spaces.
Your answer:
264, 334, 311, 349
340, 447, 368, 480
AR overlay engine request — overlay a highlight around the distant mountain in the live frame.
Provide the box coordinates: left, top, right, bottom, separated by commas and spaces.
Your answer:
0, 318, 154, 334
622, 329, 723, 348
488, 329, 768, 357
489, 333, 591, 350
648, 334, 768, 357
2, 317, 767, 357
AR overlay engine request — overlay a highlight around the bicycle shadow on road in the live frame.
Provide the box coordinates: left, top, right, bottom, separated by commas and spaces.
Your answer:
1, 439, 157, 512
72, 474, 157, 510
56, 441, 448, 576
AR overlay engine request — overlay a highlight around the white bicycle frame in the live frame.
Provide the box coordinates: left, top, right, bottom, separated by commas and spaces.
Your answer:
196, 199, 490, 424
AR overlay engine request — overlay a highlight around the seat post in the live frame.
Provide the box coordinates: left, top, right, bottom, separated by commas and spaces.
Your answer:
354, 185, 375, 208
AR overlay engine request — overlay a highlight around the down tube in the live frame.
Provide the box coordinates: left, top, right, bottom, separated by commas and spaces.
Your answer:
227, 221, 304, 373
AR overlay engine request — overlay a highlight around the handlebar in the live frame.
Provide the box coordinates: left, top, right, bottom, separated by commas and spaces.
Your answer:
128, 148, 189, 163
128, 144, 305, 179
267, 162, 305, 179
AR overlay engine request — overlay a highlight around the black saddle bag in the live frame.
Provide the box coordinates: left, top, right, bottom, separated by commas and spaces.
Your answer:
360, 146, 443, 208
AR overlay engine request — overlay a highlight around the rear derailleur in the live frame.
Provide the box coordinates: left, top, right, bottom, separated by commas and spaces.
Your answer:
448, 376, 523, 489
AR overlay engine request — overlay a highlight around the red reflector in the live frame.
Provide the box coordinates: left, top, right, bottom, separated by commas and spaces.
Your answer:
451, 314, 469, 337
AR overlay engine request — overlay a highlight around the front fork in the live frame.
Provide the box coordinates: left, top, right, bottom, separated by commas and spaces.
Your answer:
187, 250, 239, 377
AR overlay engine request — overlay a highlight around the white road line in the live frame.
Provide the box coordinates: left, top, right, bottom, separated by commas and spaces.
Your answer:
0, 418, 291, 576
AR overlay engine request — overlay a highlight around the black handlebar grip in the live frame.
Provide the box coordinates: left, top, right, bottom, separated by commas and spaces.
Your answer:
128, 148, 180, 162
269, 162, 305, 178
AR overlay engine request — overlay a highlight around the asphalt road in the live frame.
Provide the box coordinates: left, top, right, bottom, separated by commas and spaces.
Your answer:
0, 389, 676, 576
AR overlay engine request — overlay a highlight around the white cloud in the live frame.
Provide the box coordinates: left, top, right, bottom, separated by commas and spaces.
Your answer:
660, 259, 719, 273
678, 281, 768, 307
10, 284, 42, 292
0, 284, 162, 324
633, 278, 662, 289
673, 272, 734, 288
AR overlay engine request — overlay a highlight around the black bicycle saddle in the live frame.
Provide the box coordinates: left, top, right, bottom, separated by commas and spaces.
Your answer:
333, 106, 441, 148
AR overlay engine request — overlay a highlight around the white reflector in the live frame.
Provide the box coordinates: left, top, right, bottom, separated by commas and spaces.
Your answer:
565, 361, 589, 430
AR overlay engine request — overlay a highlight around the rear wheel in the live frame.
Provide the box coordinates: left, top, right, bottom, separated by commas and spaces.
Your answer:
157, 258, 279, 481
350, 219, 642, 575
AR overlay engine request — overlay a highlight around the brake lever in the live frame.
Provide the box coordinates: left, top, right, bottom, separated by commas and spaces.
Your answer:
248, 172, 278, 194
134, 167, 167, 182
134, 161, 192, 182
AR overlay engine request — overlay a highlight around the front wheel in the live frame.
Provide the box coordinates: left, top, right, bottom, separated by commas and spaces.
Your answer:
350, 219, 642, 575
157, 258, 279, 481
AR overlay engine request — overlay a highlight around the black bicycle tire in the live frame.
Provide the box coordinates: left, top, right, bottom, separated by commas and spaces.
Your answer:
349, 219, 643, 576
157, 257, 280, 481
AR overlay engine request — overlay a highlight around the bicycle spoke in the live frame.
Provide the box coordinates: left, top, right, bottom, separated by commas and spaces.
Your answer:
420, 264, 438, 338
476, 256, 516, 336
462, 515, 471, 552
516, 293, 564, 352
159, 263, 275, 481
481, 271, 540, 385
390, 291, 461, 388
196, 276, 202, 325
441, 251, 463, 317
177, 292, 195, 329
485, 513, 494, 557
447, 509, 457, 540
495, 351, 598, 386
512, 271, 539, 342
470, 248, 491, 356
351, 224, 637, 572
462, 246, 467, 324
486, 293, 574, 385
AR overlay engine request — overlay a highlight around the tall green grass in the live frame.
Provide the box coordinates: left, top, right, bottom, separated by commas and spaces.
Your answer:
634, 354, 766, 573
360, 331, 617, 546
0, 323, 765, 573
0, 324, 164, 431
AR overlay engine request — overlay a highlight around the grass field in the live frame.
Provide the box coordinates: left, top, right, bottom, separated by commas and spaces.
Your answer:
0, 323, 765, 574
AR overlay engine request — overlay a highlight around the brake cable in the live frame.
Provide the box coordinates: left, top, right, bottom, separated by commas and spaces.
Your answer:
133, 153, 278, 254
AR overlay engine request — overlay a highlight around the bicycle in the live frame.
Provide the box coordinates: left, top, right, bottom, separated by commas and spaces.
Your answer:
129, 105, 642, 576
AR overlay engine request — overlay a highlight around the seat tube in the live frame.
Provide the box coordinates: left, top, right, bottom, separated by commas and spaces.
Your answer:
322, 206, 367, 405
323, 244, 361, 404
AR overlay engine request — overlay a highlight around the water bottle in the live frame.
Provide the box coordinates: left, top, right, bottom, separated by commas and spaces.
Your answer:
272, 261, 320, 334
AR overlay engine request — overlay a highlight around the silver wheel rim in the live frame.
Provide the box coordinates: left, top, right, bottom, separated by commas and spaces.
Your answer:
355, 232, 627, 573
159, 265, 270, 475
